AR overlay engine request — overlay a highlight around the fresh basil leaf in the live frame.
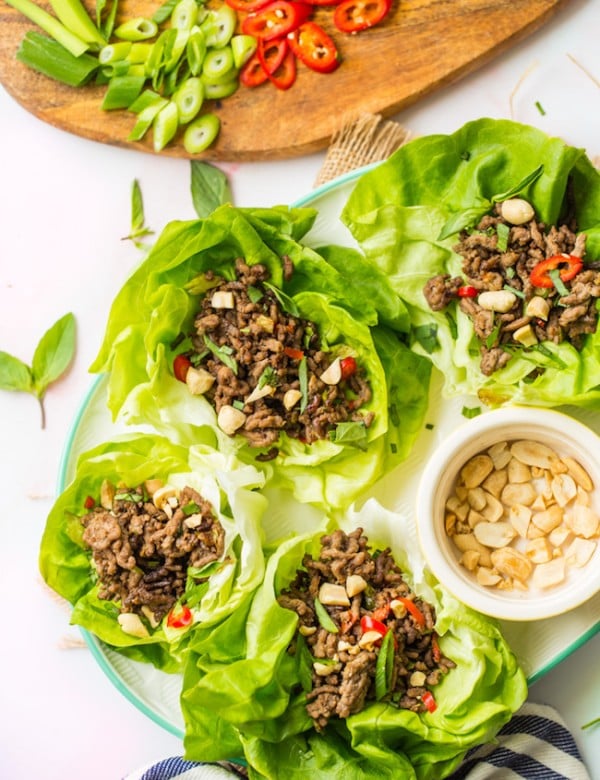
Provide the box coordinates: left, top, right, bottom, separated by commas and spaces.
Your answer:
496, 222, 510, 252
263, 281, 300, 317
247, 285, 263, 303
437, 205, 491, 241
203, 334, 238, 375
182, 501, 201, 516
131, 179, 146, 233
124, 179, 153, 246
330, 421, 368, 451
259, 366, 278, 388
0, 351, 33, 392
184, 273, 222, 295
413, 323, 439, 354
296, 633, 315, 693
190, 161, 232, 218
492, 165, 544, 202
31, 312, 76, 395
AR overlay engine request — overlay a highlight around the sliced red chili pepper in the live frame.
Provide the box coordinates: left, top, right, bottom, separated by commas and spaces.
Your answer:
242, 1, 311, 41
84, 495, 96, 510
284, 346, 305, 359
225, 0, 271, 10
371, 603, 390, 622
173, 354, 192, 383
268, 47, 297, 89
431, 634, 441, 663
333, 0, 392, 33
422, 691, 437, 713
457, 285, 477, 298
240, 52, 270, 87
360, 615, 388, 636
530, 254, 583, 289
287, 21, 340, 74
167, 603, 193, 629
396, 597, 426, 627
339, 355, 357, 379
257, 36, 288, 74
301, 0, 342, 5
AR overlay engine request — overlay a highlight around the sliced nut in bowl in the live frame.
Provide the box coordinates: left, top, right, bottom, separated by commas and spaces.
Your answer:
416, 407, 600, 621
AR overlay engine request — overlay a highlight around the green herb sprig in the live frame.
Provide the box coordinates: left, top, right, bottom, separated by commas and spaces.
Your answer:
0, 312, 76, 428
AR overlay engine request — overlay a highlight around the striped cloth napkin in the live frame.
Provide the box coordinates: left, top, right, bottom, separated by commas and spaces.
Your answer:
123, 702, 591, 780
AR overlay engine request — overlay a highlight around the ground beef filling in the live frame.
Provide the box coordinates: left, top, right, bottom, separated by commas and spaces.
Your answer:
81, 483, 224, 623
183, 257, 373, 451
277, 528, 455, 731
423, 205, 600, 375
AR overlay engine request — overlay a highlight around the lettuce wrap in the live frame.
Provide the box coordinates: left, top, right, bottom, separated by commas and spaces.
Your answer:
89, 204, 431, 508
341, 118, 600, 408
179, 500, 527, 778
39, 434, 267, 671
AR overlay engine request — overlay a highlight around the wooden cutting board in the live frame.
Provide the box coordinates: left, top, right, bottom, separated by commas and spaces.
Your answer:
0, 0, 570, 161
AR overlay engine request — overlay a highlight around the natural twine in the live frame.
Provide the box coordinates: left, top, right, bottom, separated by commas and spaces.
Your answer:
315, 112, 411, 187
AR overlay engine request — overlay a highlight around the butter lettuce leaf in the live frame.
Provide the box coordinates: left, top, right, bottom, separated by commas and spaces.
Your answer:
90, 204, 431, 508
39, 434, 267, 671
341, 118, 600, 407
179, 500, 527, 778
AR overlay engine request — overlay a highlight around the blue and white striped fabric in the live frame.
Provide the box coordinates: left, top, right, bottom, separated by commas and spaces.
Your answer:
123, 703, 591, 780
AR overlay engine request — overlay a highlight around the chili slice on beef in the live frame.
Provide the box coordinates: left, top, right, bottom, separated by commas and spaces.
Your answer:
277, 528, 455, 730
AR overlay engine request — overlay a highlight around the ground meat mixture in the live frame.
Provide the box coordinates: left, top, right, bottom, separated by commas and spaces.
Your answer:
277, 528, 455, 731
423, 203, 600, 375
179, 257, 373, 452
81, 481, 224, 624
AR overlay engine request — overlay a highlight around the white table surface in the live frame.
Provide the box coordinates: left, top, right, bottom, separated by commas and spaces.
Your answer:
1, 1, 599, 776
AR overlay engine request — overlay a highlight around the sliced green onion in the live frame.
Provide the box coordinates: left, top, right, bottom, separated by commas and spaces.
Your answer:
152, 100, 179, 151
374, 629, 394, 700
549, 268, 570, 297
462, 405, 482, 419
172, 0, 198, 30
99, 41, 132, 64
164, 28, 190, 72
47, 0, 106, 48
231, 34, 256, 68
186, 28, 207, 75
183, 113, 220, 154
298, 356, 308, 413
314, 598, 338, 634
114, 17, 158, 41
101, 73, 145, 110
127, 42, 153, 63
200, 5, 236, 48
16, 31, 99, 86
202, 46, 234, 80
5, 0, 89, 57
152, 0, 180, 24
173, 77, 204, 124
